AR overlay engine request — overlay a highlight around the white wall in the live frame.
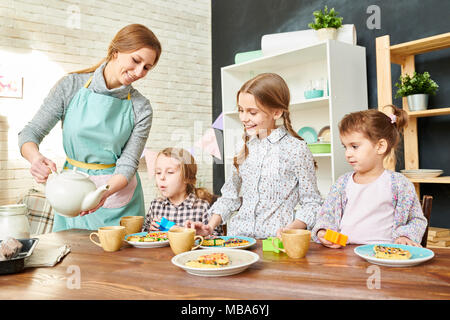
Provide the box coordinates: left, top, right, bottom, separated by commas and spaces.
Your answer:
0, 0, 213, 211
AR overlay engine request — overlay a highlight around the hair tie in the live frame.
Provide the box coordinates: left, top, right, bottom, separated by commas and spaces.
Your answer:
389, 114, 397, 124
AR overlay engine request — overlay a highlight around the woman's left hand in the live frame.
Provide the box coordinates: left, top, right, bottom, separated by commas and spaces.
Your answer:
394, 236, 422, 247
79, 174, 126, 216
79, 195, 108, 216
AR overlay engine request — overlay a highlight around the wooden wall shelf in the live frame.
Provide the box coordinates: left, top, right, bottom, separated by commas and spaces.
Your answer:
407, 107, 450, 118
409, 177, 450, 184
376, 32, 450, 196
390, 32, 450, 60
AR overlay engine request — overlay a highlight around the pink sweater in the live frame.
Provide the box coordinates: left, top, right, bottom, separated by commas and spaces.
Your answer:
312, 170, 427, 244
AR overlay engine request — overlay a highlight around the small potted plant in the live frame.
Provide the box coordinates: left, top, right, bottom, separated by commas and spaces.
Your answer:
308, 6, 343, 41
395, 71, 439, 111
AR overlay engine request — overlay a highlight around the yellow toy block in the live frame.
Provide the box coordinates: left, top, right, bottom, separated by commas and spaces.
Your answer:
324, 229, 348, 246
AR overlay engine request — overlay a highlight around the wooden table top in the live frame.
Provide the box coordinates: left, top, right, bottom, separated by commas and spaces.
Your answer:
1, 229, 449, 300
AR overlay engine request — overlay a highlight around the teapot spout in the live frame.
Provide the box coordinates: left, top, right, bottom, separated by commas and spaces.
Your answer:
81, 184, 110, 212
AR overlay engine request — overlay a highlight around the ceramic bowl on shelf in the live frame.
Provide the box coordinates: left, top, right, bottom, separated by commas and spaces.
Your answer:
297, 127, 317, 144
318, 126, 331, 143
308, 143, 331, 154
400, 169, 443, 179
304, 89, 324, 99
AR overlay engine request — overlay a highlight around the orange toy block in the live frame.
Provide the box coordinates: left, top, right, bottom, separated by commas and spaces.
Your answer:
324, 229, 348, 246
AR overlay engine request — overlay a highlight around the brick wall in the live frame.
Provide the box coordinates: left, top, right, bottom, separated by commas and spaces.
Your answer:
0, 0, 213, 211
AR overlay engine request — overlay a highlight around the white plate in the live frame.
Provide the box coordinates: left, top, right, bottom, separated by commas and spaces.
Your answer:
401, 169, 443, 179
354, 243, 435, 267
171, 248, 260, 277
124, 232, 169, 248
199, 236, 256, 250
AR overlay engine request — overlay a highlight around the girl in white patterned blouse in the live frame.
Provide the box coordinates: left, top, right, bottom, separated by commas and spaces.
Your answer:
185, 73, 322, 239
142, 148, 222, 235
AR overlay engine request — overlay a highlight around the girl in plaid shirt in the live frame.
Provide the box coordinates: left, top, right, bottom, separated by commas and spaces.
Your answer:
142, 148, 222, 235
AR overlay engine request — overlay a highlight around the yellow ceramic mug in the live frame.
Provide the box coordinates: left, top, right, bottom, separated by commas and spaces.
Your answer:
89, 226, 126, 252
120, 216, 144, 235
274, 229, 311, 259
168, 227, 203, 255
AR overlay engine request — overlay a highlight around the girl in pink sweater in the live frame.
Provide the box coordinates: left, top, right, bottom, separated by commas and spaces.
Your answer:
312, 105, 427, 247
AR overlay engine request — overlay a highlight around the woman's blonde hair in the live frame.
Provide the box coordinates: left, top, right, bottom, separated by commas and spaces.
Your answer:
233, 73, 304, 171
157, 148, 215, 204
71, 24, 162, 74
338, 105, 409, 166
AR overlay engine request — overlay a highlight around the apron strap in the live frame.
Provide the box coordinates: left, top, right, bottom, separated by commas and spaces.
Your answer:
84, 76, 131, 100
66, 157, 116, 170
84, 77, 93, 88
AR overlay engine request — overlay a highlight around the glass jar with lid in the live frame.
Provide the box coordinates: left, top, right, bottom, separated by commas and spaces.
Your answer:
0, 204, 30, 240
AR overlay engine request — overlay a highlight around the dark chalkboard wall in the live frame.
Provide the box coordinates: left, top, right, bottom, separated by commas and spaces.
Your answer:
211, 0, 450, 228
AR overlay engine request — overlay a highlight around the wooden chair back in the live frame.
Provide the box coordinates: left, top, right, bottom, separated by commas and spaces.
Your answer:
421, 195, 433, 247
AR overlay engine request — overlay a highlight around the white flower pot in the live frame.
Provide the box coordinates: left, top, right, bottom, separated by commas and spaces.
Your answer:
407, 94, 428, 111
316, 28, 338, 41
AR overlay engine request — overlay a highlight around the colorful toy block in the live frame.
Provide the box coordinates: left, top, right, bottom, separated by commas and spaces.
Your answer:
262, 237, 284, 253
158, 217, 176, 231
324, 229, 348, 246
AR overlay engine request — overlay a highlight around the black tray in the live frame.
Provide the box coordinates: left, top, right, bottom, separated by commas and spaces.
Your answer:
0, 238, 39, 275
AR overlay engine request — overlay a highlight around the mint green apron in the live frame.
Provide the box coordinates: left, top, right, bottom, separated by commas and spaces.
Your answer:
52, 77, 145, 232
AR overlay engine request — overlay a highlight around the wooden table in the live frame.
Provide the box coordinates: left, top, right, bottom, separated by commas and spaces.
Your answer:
1, 229, 449, 300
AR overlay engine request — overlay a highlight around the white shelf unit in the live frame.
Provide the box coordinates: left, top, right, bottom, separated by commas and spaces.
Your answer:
221, 40, 368, 197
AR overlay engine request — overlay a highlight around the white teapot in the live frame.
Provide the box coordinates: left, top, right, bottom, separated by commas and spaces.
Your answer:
45, 168, 110, 218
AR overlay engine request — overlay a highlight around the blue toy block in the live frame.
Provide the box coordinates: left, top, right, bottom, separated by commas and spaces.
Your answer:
158, 217, 175, 231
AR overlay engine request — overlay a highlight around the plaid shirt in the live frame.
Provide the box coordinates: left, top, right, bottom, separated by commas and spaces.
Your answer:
142, 193, 223, 235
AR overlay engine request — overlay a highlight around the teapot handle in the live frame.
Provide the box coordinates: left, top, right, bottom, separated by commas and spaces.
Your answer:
47, 166, 59, 175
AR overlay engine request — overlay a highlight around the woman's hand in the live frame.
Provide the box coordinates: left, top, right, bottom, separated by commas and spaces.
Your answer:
184, 220, 213, 237
30, 154, 57, 184
79, 174, 128, 217
79, 194, 108, 216
394, 236, 422, 247
317, 229, 342, 249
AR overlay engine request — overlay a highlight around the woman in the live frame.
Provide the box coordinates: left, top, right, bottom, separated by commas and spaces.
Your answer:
18, 24, 162, 232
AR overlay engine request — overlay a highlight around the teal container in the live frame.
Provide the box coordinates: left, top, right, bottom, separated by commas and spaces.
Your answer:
304, 90, 324, 99
234, 50, 263, 64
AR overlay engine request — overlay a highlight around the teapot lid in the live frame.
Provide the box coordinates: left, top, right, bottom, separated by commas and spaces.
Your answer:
58, 168, 90, 180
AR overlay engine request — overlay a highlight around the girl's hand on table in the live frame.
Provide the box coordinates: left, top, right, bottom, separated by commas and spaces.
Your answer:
276, 228, 287, 239
317, 229, 342, 249
149, 218, 161, 231
184, 220, 213, 237
394, 236, 422, 247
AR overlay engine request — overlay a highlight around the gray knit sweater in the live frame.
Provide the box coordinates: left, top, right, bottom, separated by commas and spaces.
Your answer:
18, 62, 152, 182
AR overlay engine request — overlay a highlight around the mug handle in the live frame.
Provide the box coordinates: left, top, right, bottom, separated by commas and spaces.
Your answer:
192, 235, 204, 250
271, 237, 286, 253
89, 232, 102, 248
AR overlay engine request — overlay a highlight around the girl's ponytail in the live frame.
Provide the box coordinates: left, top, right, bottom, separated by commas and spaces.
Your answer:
384, 104, 408, 132
233, 132, 249, 172
193, 187, 217, 205
282, 111, 303, 140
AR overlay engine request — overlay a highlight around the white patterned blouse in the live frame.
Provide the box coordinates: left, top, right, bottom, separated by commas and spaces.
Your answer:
209, 126, 323, 239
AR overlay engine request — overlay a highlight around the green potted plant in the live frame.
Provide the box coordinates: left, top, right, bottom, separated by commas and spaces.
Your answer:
395, 71, 439, 111
308, 6, 343, 41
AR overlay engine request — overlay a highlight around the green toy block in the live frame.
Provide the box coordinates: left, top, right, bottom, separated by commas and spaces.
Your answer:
262, 237, 284, 253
